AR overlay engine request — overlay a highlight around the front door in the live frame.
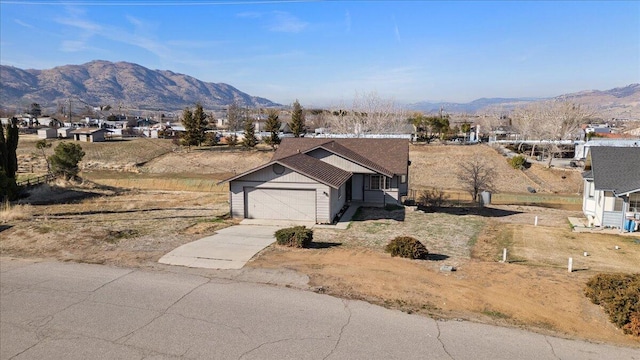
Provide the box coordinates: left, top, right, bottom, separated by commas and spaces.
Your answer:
346, 178, 352, 201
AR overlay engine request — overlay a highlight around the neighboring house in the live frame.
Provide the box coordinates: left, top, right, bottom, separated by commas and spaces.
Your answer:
37, 128, 57, 139
221, 138, 410, 224
71, 128, 110, 142
582, 147, 640, 230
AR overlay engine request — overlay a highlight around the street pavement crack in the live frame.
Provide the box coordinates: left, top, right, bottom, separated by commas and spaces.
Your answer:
237, 337, 331, 360
435, 321, 455, 360
323, 299, 352, 360
115, 278, 210, 344
544, 336, 561, 360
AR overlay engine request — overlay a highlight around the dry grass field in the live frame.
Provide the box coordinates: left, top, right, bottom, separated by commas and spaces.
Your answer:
3, 139, 639, 346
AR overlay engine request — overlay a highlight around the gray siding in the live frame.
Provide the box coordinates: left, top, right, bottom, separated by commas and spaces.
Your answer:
602, 211, 623, 228
330, 184, 346, 221
307, 148, 375, 173
237, 165, 317, 183
352, 174, 364, 201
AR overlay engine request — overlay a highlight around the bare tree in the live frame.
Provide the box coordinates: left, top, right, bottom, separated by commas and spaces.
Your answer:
457, 154, 496, 204
227, 101, 242, 132
512, 100, 592, 167
328, 92, 408, 135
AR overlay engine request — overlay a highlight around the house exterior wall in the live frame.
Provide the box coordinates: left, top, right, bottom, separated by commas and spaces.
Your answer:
307, 148, 375, 173
91, 132, 106, 142
602, 211, 623, 227
351, 174, 364, 201
37, 128, 57, 139
330, 184, 347, 221
361, 174, 401, 205
228, 166, 333, 223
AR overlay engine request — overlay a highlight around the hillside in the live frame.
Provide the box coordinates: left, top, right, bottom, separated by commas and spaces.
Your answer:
0, 60, 280, 112
408, 84, 640, 119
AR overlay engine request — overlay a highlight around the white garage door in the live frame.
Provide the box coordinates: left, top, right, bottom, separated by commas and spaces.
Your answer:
245, 188, 316, 221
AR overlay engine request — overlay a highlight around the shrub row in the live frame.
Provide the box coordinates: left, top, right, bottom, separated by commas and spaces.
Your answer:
275, 226, 313, 248
584, 273, 640, 336
385, 236, 429, 259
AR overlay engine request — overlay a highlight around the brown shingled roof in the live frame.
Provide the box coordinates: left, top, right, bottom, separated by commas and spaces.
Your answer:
218, 153, 351, 189
273, 138, 409, 176
279, 153, 351, 188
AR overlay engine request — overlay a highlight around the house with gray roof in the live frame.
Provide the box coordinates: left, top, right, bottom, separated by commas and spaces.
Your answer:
221, 138, 410, 224
582, 146, 640, 230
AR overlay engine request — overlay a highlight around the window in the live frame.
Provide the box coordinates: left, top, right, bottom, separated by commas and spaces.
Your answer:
400, 174, 407, 184
630, 193, 640, 212
587, 181, 595, 198
370, 175, 390, 190
614, 197, 624, 212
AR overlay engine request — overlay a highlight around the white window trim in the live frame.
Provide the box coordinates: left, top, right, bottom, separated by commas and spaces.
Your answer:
370, 175, 390, 190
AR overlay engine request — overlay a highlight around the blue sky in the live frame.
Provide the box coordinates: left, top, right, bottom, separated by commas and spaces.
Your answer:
1, 1, 638, 107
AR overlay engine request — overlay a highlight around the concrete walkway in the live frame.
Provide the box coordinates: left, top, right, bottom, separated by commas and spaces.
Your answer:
158, 225, 282, 269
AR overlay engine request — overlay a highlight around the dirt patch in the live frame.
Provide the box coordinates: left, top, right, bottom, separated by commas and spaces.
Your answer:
409, 143, 582, 194
1, 184, 234, 267
248, 205, 640, 347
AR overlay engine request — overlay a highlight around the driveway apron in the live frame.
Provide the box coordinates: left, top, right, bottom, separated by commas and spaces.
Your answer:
158, 225, 282, 269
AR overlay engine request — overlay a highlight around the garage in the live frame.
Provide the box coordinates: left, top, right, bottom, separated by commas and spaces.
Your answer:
244, 188, 316, 222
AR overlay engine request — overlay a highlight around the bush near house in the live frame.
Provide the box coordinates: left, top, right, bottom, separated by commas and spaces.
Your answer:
385, 236, 429, 259
584, 273, 640, 336
275, 226, 313, 248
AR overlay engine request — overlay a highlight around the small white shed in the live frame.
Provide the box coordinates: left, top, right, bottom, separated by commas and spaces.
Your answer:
37, 128, 57, 139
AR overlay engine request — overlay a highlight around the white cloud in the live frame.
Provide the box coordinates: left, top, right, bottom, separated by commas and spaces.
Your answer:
392, 16, 401, 43
345, 10, 351, 33
14, 19, 34, 29
268, 11, 307, 33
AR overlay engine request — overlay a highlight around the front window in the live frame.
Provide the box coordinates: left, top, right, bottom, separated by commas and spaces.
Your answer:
370, 175, 390, 190
630, 193, 640, 212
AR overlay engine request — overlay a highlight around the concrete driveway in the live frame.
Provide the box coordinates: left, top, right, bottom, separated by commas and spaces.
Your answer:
158, 225, 282, 269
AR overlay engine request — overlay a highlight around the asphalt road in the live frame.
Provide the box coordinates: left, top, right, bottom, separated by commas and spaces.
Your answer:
1, 259, 639, 360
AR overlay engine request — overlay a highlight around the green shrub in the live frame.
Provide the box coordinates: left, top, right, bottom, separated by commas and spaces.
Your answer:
385, 236, 428, 259
584, 273, 640, 335
508, 155, 527, 169
274, 226, 313, 248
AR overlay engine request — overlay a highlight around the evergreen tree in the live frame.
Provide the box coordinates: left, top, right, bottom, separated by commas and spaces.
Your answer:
264, 109, 281, 150
192, 103, 208, 146
289, 100, 305, 137
49, 142, 85, 180
180, 107, 195, 147
0, 117, 19, 179
242, 117, 257, 148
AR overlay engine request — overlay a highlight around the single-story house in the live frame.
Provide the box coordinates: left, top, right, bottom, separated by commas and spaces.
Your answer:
37, 128, 57, 139
582, 146, 640, 230
57, 127, 73, 139
71, 128, 111, 142
220, 138, 410, 224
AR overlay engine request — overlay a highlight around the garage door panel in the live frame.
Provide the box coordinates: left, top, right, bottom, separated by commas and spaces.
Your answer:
245, 188, 316, 221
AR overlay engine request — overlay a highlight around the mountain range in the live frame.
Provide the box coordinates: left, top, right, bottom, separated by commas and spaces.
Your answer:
1, 60, 638, 119
0, 60, 279, 113
408, 84, 640, 118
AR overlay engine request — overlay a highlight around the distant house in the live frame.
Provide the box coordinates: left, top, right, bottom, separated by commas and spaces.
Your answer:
220, 138, 410, 224
37, 128, 57, 139
582, 147, 640, 230
57, 127, 73, 139
71, 128, 111, 142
